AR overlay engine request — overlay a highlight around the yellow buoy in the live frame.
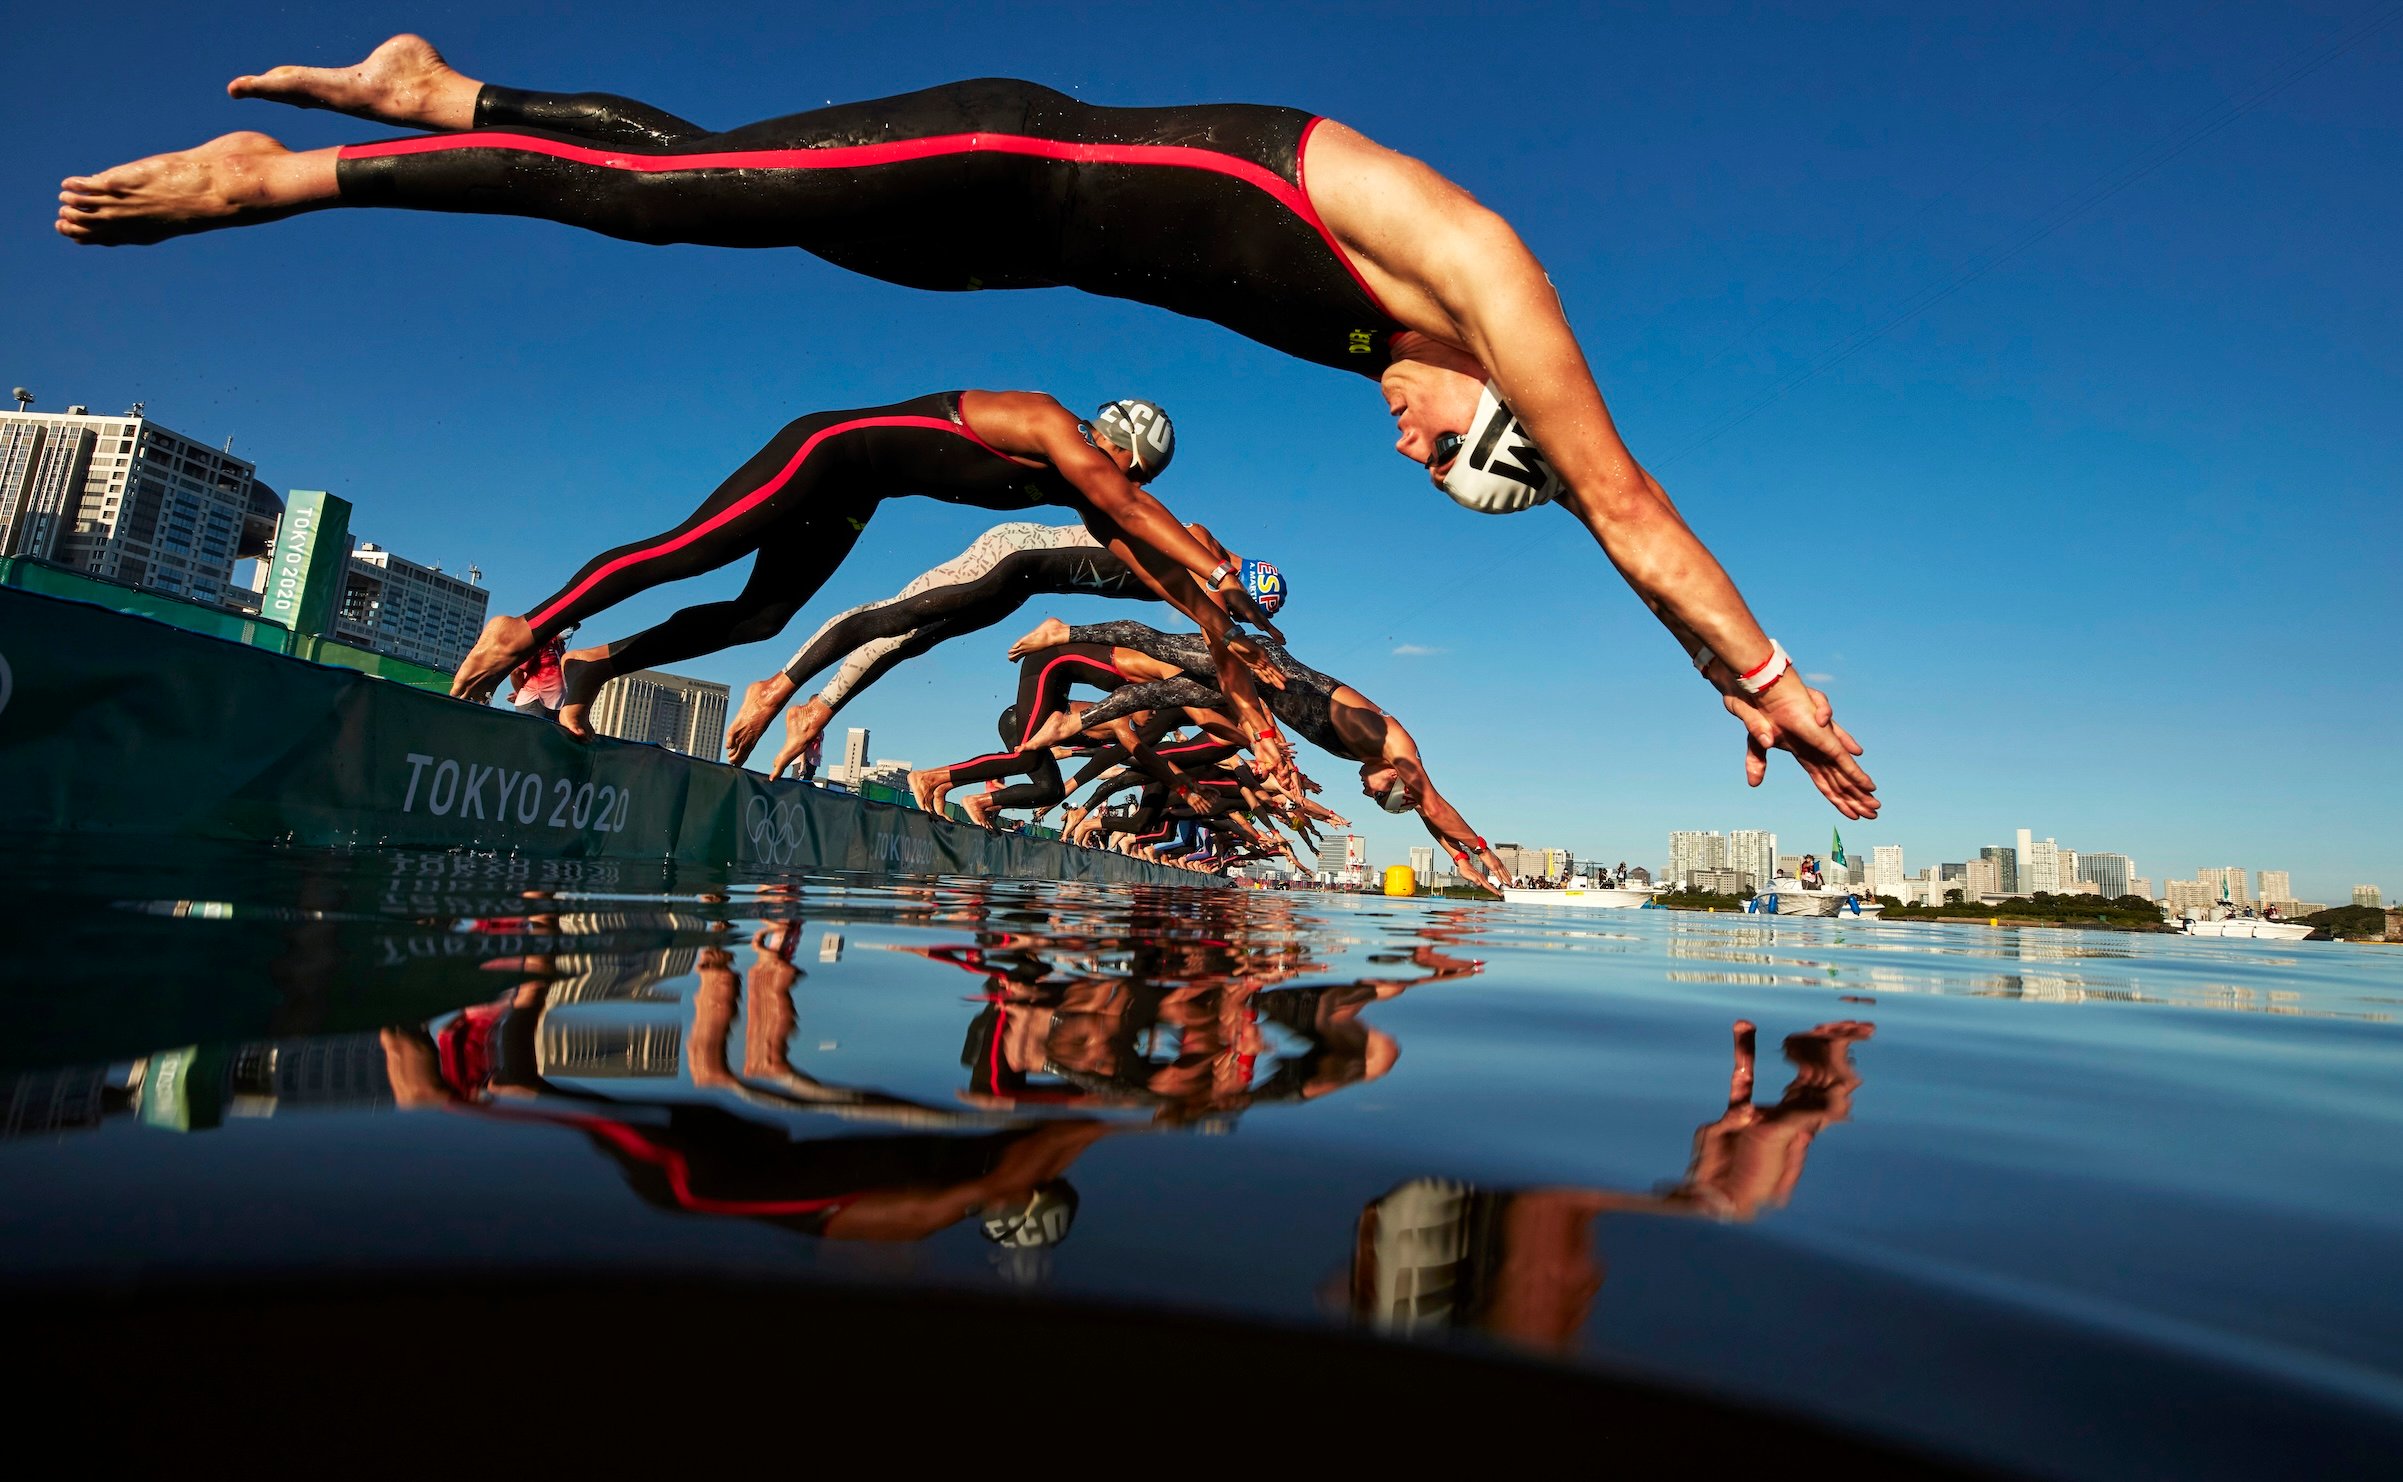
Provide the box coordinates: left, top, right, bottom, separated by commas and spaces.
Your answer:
1383, 864, 1418, 898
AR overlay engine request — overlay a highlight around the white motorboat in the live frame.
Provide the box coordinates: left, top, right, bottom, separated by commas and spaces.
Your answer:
1755, 880, 1881, 918
1501, 878, 1657, 909
2177, 913, 2314, 941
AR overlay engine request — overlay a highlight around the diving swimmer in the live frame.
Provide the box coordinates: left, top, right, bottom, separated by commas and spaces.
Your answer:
1009, 618, 1514, 889
450, 389, 1285, 748
58, 35, 1877, 818
724, 516, 1286, 775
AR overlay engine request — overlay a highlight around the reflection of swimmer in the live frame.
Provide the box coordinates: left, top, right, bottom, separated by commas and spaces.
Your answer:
724, 518, 1285, 775
62, 35, 1875, 818
944, 927, 1473, 1119
1350, 1021, 1874, 1354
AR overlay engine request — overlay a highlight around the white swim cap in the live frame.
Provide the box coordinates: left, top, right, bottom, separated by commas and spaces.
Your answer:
1091, 399, 1175, 479
1435, 383, 1560, 515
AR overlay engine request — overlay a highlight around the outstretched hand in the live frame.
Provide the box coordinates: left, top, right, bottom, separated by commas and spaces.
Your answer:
1219, 582, 1284, 643
1226, 634, 1287, 691
1724, 682, 1879, 819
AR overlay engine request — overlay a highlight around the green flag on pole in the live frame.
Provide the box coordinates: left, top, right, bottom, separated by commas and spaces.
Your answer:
1830, 829, 1848, 867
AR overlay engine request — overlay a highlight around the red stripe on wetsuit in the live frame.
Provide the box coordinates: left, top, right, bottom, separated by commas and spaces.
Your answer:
527, 414, 1007, 629
342, 121, 1389, 323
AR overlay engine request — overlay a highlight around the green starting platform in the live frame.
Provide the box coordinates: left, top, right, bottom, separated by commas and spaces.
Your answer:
0, 580, 1212, 887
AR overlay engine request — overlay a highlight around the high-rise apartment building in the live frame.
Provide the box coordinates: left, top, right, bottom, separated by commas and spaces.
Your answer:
1965, 857, 2002, 898
2023, 836, 2061, 894
2165, 879, 2217, 914
842, 728, 870, 786
2197, 867, 2251, 905
1727, 830, 1777, 890
2129, 877, 2153, 901
330, 543, 489, 672
2356, 885, 2384, 909
1981, 845, 2018, 893
2256, 870, 2292, 906
2015, 829, 2033, 888
1409, 846, 1436, 889
2, 401, 280, 606
2078, 852, 2135, 900
1869, 845, 1904, 899
587, 669, 730, 757
1316, 835, 1365, 877
1667, 831, 1728, 886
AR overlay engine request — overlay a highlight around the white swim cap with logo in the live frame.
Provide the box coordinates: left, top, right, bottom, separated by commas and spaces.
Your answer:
1091, 399, 1176, 479
1437, 383, 1561, 515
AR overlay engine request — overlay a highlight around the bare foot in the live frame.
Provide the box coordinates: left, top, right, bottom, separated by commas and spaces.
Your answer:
725, 675, 800, 766
908, 768, 949, 816
555, 647, 612, 739
962, 793, 1000, 831
1006, 616, 1071, 661
228, 33, 479, 131
761, 696, 834, 777
57, 133, 333, 246
453, 615, 535, 701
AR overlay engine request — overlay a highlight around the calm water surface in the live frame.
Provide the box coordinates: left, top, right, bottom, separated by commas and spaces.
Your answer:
6, 841, 2401, 1474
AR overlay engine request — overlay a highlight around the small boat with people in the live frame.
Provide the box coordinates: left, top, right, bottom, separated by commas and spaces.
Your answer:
2176, 909, 2314, 941
1752, 879, 1881, 918
1499, 875, 1658, 910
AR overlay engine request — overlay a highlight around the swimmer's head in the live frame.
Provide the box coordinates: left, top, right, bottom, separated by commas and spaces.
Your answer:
1380, 339, 1555, 513
1091, 399, 1176, 480
1430, 384, 1560, 514
1360, 763, 1417, 813
980, 1179, 1081, 1249
1239, 557, 1288, 616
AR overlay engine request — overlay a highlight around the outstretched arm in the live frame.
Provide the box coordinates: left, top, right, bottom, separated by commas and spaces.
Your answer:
1322, 151, 1877, 818
1402, 762, 1509, 893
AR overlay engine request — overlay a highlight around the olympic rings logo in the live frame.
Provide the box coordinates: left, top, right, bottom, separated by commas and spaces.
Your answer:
745, 795, 810, 866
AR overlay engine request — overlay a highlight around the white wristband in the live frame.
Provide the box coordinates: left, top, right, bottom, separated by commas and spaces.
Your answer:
1685, 638, 1716, 673
1734, 639, 1791, 697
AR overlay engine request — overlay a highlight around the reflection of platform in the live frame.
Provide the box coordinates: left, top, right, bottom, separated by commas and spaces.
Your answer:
0, 585, 1212, 887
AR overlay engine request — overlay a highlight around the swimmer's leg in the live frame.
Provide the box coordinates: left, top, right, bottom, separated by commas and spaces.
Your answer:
229, 34, 711, 146
66, 77, 1072, 268
557, 512, 865, 737
453, 413, 851, 701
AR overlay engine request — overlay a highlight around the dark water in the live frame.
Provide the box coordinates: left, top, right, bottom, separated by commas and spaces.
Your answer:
6, 840, 2402, 1474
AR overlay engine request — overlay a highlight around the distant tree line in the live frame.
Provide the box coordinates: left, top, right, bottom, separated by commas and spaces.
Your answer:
1879, 892, 2167, 929
2301, 904, 2389, 939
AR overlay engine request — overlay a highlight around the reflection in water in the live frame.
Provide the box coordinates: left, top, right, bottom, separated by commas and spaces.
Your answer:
1352, 1020, 1871, 1352
1662, 920, 2391, 1020
7, 883, 1525, 1279
8, 841, 2403, 1478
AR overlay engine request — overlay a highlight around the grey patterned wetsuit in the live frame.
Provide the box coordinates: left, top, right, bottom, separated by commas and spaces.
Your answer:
782, 522, 1142, 717
1066, 620, 1352, 756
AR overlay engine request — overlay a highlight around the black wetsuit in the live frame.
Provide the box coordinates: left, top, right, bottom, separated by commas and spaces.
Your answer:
1067, 621, 1356, 756
522, 391, 1079, 672
338, 79, 1405, 376
941, 644, 1140, 811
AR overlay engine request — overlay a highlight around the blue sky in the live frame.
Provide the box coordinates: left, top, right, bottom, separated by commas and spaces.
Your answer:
8, 1, 2398, 899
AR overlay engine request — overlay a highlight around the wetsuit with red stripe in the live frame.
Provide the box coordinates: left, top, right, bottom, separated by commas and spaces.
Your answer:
941, 645, 1140, 810
520, 391, 1080, 672
335, 78, 1405, 376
